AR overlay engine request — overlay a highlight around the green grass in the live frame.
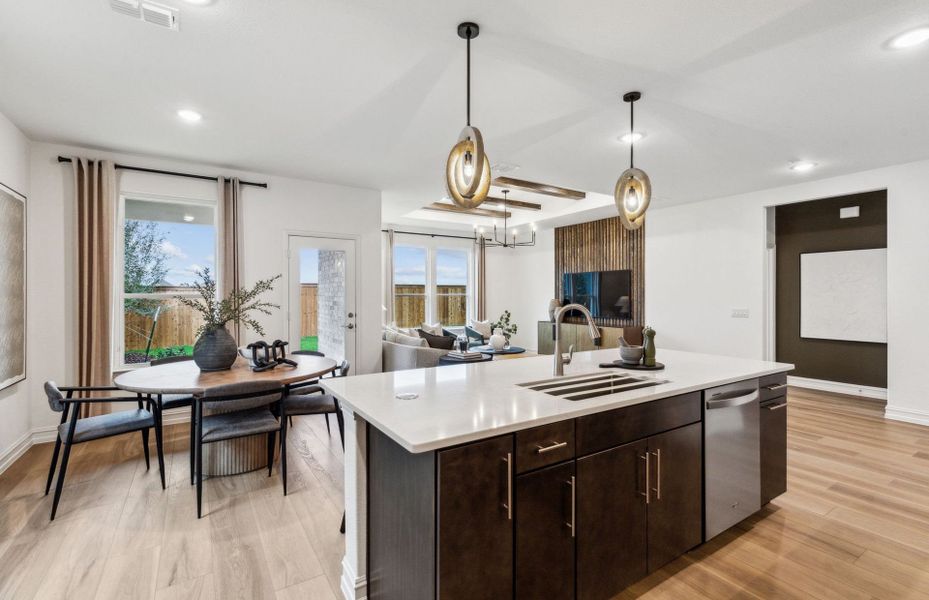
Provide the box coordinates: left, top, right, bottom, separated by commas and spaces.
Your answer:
300, 336, 319, 352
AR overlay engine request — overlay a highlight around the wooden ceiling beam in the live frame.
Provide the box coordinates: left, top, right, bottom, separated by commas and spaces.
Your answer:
423, 203, 511, 219
493, 176, 586, 200
481, 196, 542, 211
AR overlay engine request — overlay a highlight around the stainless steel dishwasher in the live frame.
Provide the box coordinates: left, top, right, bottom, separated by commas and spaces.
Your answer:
704, 379, 761, 540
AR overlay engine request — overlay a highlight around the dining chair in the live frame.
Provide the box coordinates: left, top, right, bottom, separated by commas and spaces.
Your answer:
43, 381, 165, 520
193, 381, 286, 518
147, 355, 197, 484
288, 350, 329, 432
283, 360, 350, 532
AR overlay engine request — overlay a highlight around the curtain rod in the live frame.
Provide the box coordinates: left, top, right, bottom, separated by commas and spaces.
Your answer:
57, 156, 268, 189
382, 228, 476, 241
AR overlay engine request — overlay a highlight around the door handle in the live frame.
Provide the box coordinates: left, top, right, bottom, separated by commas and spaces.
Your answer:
566, 476, 576, 538
343, 323, 355, 330
639, 451, 650, 504
706, 390, 758, 409
502, 453, 513, 520
651, 448, 661, 500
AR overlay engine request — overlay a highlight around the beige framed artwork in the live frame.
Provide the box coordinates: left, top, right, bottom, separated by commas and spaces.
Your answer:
0, 181, 25, 391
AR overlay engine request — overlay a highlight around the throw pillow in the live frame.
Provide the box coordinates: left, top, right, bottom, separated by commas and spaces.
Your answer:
385, 329, 428, 347
469, 319, 492, 339
420, 322, 443, 336
417, 328, 456, 350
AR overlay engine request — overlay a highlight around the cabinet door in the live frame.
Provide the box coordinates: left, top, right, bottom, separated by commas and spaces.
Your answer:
437, 435, 514, 600
761, 398, 788, 505
646, 422, 703, 572
576, 440, 648, 600
516, 462, 576, 600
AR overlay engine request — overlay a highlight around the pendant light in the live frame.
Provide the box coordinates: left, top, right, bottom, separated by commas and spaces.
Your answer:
615, 91, 651, 230
446, 22, 491, 209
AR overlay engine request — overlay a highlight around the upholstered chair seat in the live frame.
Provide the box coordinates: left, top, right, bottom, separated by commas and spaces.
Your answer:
59, 408, 155, 443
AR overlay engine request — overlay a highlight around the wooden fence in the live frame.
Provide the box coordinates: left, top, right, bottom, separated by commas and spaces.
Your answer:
301, 284, 318, 337
124, 300, 203, 352
394, 285, 467, 328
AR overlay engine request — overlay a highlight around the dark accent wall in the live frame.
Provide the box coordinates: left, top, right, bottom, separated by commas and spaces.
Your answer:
555, 216, 644, 327
775, 191, 887, 387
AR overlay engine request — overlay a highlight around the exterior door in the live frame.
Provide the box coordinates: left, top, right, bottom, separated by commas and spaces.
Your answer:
287, 235, 356, 365
576, 440, 648, 600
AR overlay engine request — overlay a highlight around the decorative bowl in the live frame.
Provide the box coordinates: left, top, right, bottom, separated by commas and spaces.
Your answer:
619, 345, 644, 364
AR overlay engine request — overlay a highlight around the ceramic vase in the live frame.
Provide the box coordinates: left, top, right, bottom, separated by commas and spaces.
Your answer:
489, 327, 507, 351
193, 326, 238, 371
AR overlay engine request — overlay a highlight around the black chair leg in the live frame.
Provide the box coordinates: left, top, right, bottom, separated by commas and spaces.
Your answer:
281, 416, 288, 496
50, 442, 73, 521
288, 415, 293, 428
141, 428, 150, 470
189, 407, 196, 486
196, 403, 204, 518
45, 435, 63, 496
153, 409, 166, 490
267, 431, 276, 476
335, 407, 345, 450
340, 512, 345, 534
325, 414, 331, 436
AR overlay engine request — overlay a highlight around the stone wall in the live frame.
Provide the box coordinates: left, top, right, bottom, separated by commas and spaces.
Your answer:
317, 250, 346, 360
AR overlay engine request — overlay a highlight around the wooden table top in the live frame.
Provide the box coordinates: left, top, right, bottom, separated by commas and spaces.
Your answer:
113, 355, 338, 395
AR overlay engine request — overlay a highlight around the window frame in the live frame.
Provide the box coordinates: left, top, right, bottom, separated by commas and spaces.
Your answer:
114, 192, 220, 370
391, 234, 474, 329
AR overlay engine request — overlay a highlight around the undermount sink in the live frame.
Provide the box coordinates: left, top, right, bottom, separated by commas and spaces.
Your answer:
518, 372, 667, 401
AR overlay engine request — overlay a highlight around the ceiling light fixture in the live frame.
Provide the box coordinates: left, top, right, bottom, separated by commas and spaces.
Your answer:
446, 22, 491, 210
183, 0, 214, 5
887, 26, 929, 49
615, 91, 651, 230
177, 108, 202, 123
183, 214, 195, 222
619, 131, 644, 144
789, 160, 817, 172
475, 189, 536, 248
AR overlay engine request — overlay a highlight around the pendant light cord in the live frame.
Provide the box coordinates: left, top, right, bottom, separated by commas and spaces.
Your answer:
466, 34, 471, 126
629, 99, 635, 169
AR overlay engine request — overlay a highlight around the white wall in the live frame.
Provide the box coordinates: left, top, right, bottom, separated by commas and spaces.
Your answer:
26, 142, 382, 435
485, 229, 555, 352
645, 158, 929, 425
0, 111, 31, 469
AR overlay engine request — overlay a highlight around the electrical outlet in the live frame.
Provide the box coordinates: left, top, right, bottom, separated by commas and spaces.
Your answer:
731, 308, 750, 319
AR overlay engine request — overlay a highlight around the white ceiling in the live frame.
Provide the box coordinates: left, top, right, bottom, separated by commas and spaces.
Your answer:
2, 0, 929, 230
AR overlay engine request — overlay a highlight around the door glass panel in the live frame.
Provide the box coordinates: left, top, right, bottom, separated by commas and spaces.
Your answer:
297, 246, 347, 361
394, 246, 427, 328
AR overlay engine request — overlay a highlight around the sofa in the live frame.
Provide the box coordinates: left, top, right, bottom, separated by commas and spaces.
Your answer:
382, 340, 449, 372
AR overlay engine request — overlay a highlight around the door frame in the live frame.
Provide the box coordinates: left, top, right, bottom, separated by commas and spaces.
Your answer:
283, 229, 362, 365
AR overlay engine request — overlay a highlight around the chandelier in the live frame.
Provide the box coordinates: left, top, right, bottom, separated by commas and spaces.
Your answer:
474, 190, 536, 248
446, 22, 491, 209
615, 91, 651, 230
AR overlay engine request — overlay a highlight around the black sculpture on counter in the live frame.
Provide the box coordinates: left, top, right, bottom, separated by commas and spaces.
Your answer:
246, 340, 298, 372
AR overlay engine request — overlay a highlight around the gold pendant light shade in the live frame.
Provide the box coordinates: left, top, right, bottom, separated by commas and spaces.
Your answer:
446, 125, 491, 208
615, 167, 650, 230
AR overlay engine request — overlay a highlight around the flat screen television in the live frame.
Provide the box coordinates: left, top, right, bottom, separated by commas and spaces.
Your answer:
562, 270, 632, 320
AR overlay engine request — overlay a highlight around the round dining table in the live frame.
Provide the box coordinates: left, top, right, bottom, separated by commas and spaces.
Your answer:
114, 354, 337, 477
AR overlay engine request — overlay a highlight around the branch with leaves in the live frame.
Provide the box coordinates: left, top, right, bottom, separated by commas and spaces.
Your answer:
491, 310, 518, 339
175, 268, 281, 338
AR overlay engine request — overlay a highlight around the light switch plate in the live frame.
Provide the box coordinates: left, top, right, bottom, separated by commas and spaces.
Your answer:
731, 308, 750, 319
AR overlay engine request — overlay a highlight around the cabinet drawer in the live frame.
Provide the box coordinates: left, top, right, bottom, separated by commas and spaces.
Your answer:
759, 372, 788, 403
516, 420, 575, 474
576, 392, 701, 456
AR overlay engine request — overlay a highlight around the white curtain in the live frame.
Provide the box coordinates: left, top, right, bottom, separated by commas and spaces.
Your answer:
382, 229, 395, 325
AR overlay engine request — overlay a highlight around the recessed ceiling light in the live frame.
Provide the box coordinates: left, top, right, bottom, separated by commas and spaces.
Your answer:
176, 109, 202, 123
887, 26, 929, 49
789, 161, 817, 173
618, 131, 644, 144
182, 0, 214, 5
183, 214, 195, 222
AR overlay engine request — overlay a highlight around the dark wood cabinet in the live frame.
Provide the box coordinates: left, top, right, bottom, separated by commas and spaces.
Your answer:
516, 462, 576, 600
646, 422, 703, 572
437, 435, 514, 600
576, 440, 648, 600
760, 396, 788, 505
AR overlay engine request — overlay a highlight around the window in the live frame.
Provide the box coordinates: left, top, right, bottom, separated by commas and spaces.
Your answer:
393, 246, 427, 328
391, 241, 472, 329
117, 196, 217, 367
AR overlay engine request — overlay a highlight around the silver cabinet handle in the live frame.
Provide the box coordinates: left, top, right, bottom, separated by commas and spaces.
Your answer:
566, 476, 576, 538
502, 453, 513, 520
536, 441, 568, 454
766, 402, 788, 411
639, 452, 650, 504
706, 390, 759, 410
651, 448, 662, 500
764, 383, 788, 392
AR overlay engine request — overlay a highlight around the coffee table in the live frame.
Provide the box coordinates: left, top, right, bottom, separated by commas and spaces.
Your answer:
471, 345, 526, 356
438, 353, 493, 366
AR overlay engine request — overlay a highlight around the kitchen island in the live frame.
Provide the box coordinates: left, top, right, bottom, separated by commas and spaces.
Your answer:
322, 348, 793, 600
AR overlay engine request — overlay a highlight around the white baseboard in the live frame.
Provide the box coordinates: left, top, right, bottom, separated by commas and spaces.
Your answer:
340, 557, 367, 600
0, 430, 33, 475
31, 425, 58, 444
884, 405, 929, 427
787, 375, 887, 401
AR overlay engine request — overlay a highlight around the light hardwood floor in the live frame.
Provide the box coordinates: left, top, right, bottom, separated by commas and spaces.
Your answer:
2, 388, 929, 599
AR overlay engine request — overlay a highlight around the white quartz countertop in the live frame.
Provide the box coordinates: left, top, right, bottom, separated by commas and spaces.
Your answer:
322, 348, 793, 453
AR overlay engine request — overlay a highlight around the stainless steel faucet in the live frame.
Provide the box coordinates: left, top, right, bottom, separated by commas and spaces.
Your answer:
552, 303, 601, 376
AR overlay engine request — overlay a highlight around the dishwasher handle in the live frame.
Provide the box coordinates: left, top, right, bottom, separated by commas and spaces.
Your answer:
706, 389, 759, 410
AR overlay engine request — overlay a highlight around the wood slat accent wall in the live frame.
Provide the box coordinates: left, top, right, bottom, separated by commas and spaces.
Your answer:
555, 216, 645, 327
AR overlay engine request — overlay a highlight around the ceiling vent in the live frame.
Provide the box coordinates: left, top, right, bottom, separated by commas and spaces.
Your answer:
109, 0, 179, 31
